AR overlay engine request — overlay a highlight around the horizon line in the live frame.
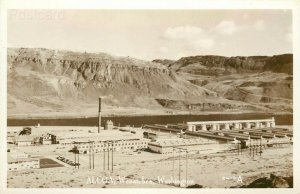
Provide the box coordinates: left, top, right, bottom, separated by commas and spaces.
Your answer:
7, 47, 293, 61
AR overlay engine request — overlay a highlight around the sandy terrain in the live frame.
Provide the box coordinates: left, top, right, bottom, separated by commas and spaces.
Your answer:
7, 144, 292, 188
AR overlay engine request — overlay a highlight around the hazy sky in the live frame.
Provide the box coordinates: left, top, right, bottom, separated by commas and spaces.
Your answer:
8, 9, 292, 60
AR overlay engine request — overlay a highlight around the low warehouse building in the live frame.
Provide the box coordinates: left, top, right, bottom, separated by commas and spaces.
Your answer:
8, 156, 40, 171
75, 138, 150, 154
9, 149, 28, 159
39, 133, 57, 145
143, 131, 177, 141
148, 138, 233, 154
14, 135, 34, 146
105, 120, 114, 130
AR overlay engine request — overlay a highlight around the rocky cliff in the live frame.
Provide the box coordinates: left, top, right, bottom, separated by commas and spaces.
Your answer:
7, 48, 293, 117
153, 54, 293, 113
155, 54, 292, 75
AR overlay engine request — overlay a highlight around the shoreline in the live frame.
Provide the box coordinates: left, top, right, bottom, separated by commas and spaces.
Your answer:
7, 111, 293, 120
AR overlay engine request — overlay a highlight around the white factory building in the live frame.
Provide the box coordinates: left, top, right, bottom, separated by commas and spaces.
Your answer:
187, 117, 276, 131
14, 135, 34, 146
8, 157, 40, 171
75, 138, 150, 154
105, 120, 114, 130
148, 137, 233, 154
7, 149, 40, 171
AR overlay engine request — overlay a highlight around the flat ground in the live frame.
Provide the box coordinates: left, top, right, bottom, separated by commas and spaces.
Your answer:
7, 132, 292, 188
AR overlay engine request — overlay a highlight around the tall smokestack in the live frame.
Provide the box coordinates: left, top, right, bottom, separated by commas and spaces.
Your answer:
98, 97, 102, 133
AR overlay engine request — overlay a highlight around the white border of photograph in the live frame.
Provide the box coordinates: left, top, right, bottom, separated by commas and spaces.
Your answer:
0, 0, 299, 194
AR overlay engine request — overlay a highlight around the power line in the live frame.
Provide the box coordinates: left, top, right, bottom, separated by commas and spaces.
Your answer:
173, 146, 188, 187
103, 148, 106, 171
112, 142, 114, 172
172, 147, 174, 179
108, 142, 110, 171
185, 144, 188, 188
92, 142, 95, 169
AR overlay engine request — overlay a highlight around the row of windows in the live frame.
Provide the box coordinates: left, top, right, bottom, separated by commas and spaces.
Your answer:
80, 145, 147, 152
20, 164, 39, 166
9, 166, 37, 170
9, 161, 39, 164
79, 141, 147, 149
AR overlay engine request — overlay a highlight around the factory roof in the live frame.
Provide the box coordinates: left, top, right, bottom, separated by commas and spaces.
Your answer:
74, 138, 148, 144
148, 138, 215, 148
143, 125, 181, 133
14, 135, 34, 142
186, 131, 235, 141
187, 118, 275, 125
7, 155, 39, 163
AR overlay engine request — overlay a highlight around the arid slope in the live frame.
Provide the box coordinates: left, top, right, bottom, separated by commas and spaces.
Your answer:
7, 48, 292, 117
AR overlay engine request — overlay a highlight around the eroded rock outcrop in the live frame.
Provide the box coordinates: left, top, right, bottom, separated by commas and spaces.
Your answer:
7, 48, 293, 116
7, 48, 219, 114
154, 54, 292, 75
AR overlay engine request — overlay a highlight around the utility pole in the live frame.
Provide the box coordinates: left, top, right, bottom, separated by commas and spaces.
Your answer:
88, 141, 95, 169
74, 147, 76, 168
178, 148, 181, 183
249, 138, 251, 157
111, 142, 114, 172
240, 141, 242, 154
78, 149, 79, 169
103, 147, 106, 171
172, 147, 174, 178
259, 137, 262, 156
89, 145, 91, 169
108, 142, 110, 171
77, 149, 80, 169
73, 145, 79, 169
255, 139, 258, 156
252, 139, 255, 157
175, 146, 188, 187
92, 142, 95, 169
184, 136, 188, 188
185, 147, 188, 188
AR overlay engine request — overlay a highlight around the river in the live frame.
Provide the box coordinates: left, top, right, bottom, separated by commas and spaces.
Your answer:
7, 113, 293, 127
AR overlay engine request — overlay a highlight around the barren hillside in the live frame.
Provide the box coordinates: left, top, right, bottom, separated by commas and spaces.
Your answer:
7, 48, 293, 117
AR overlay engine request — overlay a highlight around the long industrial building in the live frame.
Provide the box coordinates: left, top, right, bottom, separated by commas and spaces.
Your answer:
142, 118, 292, 154
186, 117, 276, 131
74, 138, 150, 154
7, 150, 40, 171
148, 138, 232, 154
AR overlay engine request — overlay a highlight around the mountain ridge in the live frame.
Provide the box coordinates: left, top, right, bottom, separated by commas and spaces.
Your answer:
153, 53, 292, 75
7, 48, 293, 117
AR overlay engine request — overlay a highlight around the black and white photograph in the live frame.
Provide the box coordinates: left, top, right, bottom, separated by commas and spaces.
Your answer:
0, 0, 299, 193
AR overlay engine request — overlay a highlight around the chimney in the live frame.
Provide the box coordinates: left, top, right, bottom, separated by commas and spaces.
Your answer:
98, 97, 102, 133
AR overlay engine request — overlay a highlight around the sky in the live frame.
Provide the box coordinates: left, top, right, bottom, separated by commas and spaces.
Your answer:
8, 9, 292, 60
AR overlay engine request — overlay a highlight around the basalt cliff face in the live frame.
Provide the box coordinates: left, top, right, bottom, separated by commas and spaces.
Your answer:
7, 48, 293, 117
153, 54, 293, 113
154, 54, 293, 75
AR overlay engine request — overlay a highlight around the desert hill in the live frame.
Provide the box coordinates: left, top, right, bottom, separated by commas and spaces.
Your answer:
7, 48, 292, 117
